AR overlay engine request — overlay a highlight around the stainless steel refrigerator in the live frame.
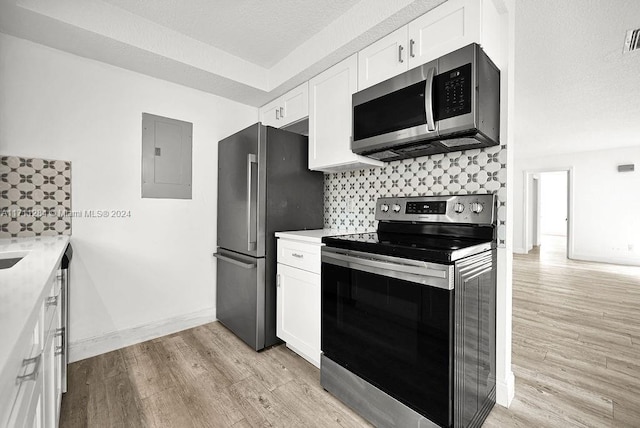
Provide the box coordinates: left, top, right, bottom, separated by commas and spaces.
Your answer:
214, 123, 324, 351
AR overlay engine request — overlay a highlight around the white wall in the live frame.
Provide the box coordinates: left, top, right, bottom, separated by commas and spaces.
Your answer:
539, 171, 567, 236
512, 1, 640, 267
0, 33, 258, 360
513, 147, 640, 266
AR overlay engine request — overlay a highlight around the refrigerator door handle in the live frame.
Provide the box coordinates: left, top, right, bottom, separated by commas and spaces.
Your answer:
213, 252, 257, 269
247, 153, 258, 252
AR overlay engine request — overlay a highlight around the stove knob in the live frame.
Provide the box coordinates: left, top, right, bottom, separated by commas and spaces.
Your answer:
380, 204, 389, 213
392, 204, 402, 213
453, 203, 465, 213
470, 202, 484, 214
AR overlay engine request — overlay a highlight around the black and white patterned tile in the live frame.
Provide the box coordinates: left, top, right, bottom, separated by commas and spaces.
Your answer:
323, 146, 508, 247
0, 156, 72, 238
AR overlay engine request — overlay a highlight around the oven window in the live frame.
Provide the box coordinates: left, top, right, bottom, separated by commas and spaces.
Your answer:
353, 80, 428, 141
322, 262, 453, 426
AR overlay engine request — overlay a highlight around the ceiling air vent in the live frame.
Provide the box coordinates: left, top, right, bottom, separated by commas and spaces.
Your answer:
624, 28, 640, 53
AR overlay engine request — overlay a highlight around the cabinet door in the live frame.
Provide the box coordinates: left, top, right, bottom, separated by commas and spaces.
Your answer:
408, 0, 480, 69
281, 82, 308, 127
276, 263, 321, 367
53, 304, 63, 425
43, 326, 56, 428
308, 54, 383, 172
358, 26, 408, 90
260, 98, 282, 127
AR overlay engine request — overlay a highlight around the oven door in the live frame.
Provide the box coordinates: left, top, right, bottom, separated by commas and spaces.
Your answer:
321, 247, 454, 427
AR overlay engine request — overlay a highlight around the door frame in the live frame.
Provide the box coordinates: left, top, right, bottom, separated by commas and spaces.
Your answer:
522, 167, 574, 259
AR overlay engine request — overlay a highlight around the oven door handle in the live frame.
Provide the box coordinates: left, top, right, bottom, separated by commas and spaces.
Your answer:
322, 248, 453, 290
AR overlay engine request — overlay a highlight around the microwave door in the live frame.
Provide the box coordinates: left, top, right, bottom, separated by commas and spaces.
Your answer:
351, 61, 439, 155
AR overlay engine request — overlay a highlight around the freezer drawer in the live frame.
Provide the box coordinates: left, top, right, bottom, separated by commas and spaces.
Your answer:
214, 249, 266, 350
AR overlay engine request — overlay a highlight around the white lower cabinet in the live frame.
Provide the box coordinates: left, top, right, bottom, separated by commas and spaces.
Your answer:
5, 273, 64, 428
276, 237, 322, 368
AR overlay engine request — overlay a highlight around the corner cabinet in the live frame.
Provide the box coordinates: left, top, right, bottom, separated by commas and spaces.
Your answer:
357, 0, 502, 90
260, 82, 309, 128
308, 54, 383, 172
275, 236, 323, 368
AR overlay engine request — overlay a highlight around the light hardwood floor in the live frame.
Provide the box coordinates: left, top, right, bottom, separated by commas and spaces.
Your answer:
60, 238, 640, 427
485, 235, 640, 427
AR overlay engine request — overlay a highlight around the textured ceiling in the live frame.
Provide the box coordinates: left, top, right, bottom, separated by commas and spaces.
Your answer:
514, 0, 640, 158
102, 0, 362, 68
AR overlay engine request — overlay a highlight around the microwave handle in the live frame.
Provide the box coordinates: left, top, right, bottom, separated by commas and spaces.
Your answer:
425, 67, 436, 131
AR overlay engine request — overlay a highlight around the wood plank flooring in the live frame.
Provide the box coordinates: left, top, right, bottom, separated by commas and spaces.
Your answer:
484, 236, 640, 428
60, 322, 373, 428
60, 236, 640, 427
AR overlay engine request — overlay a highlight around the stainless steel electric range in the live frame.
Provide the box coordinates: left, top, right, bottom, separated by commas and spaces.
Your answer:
320, 194, 497, 428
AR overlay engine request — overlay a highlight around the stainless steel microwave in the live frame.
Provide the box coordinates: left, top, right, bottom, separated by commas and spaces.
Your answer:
351, 43, 500, 162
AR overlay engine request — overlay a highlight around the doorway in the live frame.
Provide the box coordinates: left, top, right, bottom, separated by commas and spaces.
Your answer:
524, 168, 573, 259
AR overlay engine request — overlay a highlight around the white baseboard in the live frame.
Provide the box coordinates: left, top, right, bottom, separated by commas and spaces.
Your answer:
512, 247, 527, 254
495, 371, 515, 408
571, 252, 640, 267
69, 307, 216, 363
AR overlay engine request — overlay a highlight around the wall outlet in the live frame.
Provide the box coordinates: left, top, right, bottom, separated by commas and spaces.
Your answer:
347, 196, 355, 213
629, 243, 635, 252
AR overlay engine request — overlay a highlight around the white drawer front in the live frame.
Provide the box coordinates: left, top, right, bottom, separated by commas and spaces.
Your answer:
277, 239, 321, 274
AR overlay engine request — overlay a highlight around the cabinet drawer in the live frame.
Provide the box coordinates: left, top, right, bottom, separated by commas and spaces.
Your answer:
277, 239, 321, 274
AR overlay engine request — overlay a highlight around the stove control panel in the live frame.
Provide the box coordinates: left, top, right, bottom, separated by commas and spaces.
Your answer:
375, 194, 495, 224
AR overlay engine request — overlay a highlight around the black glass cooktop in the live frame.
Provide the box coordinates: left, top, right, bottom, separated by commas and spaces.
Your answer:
322, 231, 495, 264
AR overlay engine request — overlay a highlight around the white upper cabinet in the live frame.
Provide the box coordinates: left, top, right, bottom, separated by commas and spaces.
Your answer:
408, 0, 480, 68
260, 82, 308, 128
357, 27, 408, 91
308, 54, 383, 172
358, 0, 501, 90
260, 98, 281, 128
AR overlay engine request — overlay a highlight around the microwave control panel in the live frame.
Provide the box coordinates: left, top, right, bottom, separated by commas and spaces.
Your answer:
434, 63, 472, 121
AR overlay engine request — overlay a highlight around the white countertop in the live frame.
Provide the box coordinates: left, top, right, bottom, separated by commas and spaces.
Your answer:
0, 235, 70, 386
275, 228, 363, 243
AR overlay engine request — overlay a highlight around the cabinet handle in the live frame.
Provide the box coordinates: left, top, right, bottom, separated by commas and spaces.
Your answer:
46, 295, 59, 307
276, 274, 281, 287
275, 109, 280, 120
410, 39, 415, 58
291, 253, 304, 259
398, 45, 404, 63
17, 353, 42, 383
425, 66, 436, 132
56, 327, 66, 350
279, 107, 284, 118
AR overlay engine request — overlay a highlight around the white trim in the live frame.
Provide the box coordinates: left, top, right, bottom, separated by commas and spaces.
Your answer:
68, 308, 216, 363
571, 253, 640, 267
512, 247, 527, 254
522, 167, 574, 259
496, 371, 515, 407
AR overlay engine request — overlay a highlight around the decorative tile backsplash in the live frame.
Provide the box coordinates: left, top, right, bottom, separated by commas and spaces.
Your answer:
0, 156, 72, 238
323, 146, 508, 247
